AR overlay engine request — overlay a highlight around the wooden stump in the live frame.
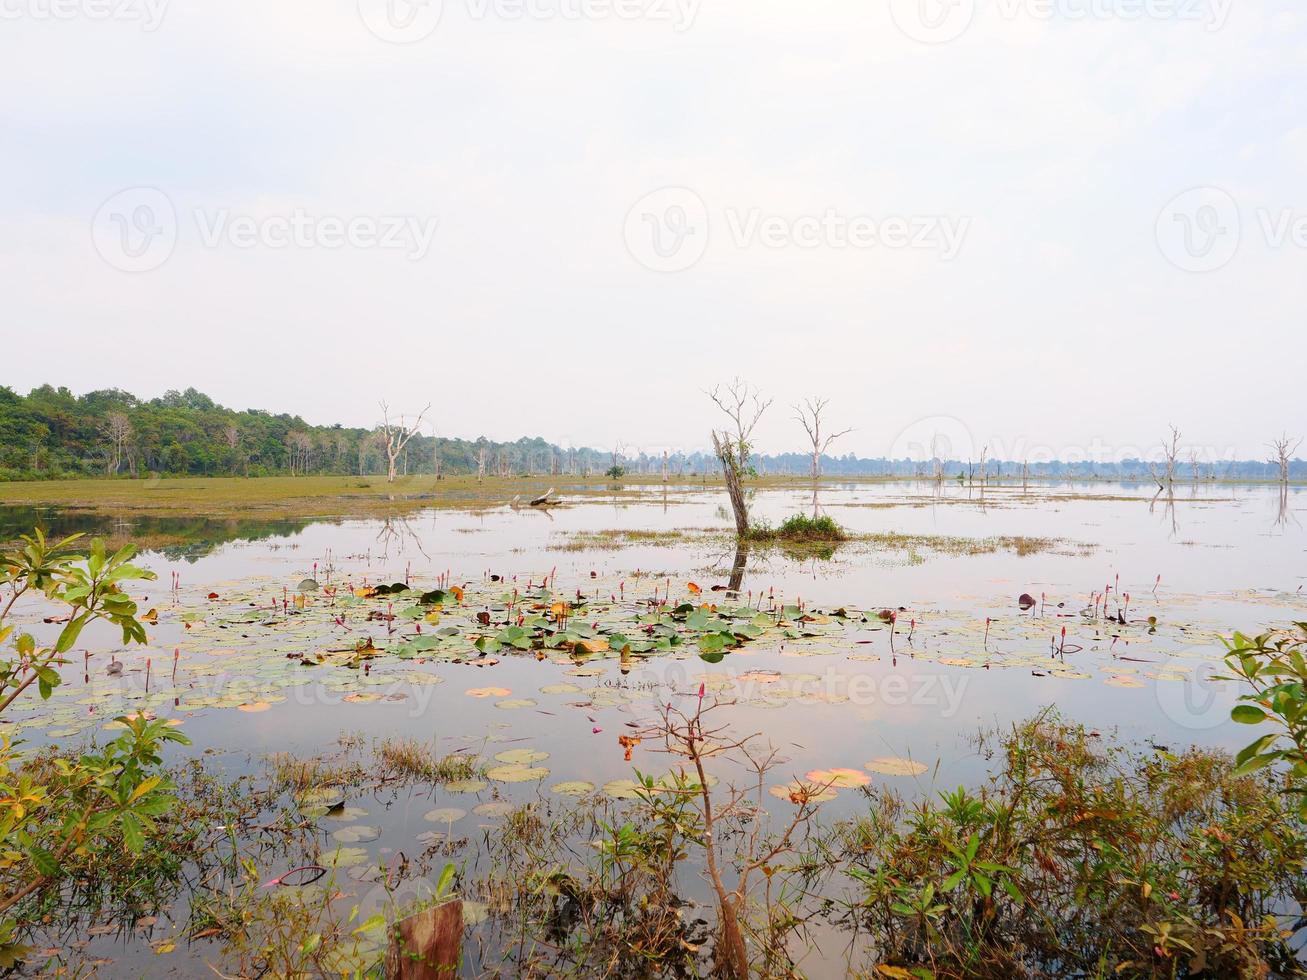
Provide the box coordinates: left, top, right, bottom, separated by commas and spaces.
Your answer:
385, 899, 463, 979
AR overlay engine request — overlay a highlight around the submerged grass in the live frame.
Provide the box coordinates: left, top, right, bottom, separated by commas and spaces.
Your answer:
376, 737, 483, 783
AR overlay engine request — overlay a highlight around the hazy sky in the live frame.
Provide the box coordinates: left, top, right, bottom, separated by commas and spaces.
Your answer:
1, 0, 1303, 463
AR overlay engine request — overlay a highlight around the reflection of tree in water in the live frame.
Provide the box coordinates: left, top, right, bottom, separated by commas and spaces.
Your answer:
375, 516, 430, 560
1150, 487, 1179, 537
1271, 484, 1299, 534
0, 505, 312, 562
728, 540, 749, 592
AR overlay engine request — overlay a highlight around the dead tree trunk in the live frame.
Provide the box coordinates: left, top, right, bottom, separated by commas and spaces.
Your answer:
709, 379, 771, 538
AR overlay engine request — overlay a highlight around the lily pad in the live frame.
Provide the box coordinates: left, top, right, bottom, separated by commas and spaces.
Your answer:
494, 748, 549, 765
865, 757, 929, 777
423, 807, 468, 824
486, 764, 549, 782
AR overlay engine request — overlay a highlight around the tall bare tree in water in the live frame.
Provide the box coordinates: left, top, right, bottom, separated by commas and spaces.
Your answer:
378, 401, 429, 483
708, 379, 772, 537
793, 397, 852, 480
1152, 424, 1182, 488
102, 411, 132, 476
1269, 433, 1301, 484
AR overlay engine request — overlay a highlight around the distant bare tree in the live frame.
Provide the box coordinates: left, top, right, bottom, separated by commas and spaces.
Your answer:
286, 431, 313, 475
931, 433, 947, 483
1188, 450, 1201, 483
793, 397, 852, 480
102, 411, 132, 476
1269, 433, 1301, 484
477, 447, 487, 482
378, 401, 430, 483
1152, 424, 1182, 488
708, 378, 772, 537
429, 425, 442, 479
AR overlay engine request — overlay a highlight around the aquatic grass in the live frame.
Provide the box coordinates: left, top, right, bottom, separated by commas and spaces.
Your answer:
376, 738, 482, 784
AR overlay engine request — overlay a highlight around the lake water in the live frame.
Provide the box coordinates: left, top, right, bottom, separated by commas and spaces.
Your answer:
3, 479, 1304, 974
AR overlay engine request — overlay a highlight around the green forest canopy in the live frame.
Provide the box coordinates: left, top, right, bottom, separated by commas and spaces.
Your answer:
0, 385, 1299, 482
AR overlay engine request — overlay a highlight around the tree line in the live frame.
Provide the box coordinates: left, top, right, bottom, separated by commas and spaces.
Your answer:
0, 385, 1300, 482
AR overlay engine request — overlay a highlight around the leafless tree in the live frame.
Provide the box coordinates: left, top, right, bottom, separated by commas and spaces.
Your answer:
102, 412, 132, 476
708, 378, 772, 537
378, 401, 430, 483
1188, 450, 1202, 483
1151, 424, 1182, 488
477, 447, 487, 482
609, 441, 626, 477
1269, 432, 1301, 484
285, 431, 314, 475
793, 397, 852, 480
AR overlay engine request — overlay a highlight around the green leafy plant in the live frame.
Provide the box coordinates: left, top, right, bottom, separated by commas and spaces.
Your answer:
1224, 622, 1307, 814
0, 530, 187, 965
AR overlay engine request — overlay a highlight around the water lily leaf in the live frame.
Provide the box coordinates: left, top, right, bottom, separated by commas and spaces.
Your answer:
486, 765, 549, 782
332, 825, 381, 843
423, 807, 467, 823
494, 748, 549, 764
550, 781, 595, 796
805, 768, 870, 788
866, 757, 929, 777
442, 779, 488, 794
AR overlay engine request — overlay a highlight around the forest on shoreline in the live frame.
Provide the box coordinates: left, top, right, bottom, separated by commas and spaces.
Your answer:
1, 384, 1300, 483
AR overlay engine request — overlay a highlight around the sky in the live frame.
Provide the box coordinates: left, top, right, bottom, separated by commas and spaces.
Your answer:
1, 0, 1304, 465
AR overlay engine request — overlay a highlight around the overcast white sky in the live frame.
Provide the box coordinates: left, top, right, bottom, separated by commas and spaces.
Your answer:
1, 0, 1303, 462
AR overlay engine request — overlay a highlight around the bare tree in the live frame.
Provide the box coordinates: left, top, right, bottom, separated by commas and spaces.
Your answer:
378, 401, 430, 483
429, 424, 442, 480
1151, 424, 1182, 488
1269, 432, 1301, 484
102, 411, 132, 476
476, 446, 487, 482
286, 431, 316, 475
1188, 449, 1201, 483
708, 378, 772, 537
793, 397, 852, 480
